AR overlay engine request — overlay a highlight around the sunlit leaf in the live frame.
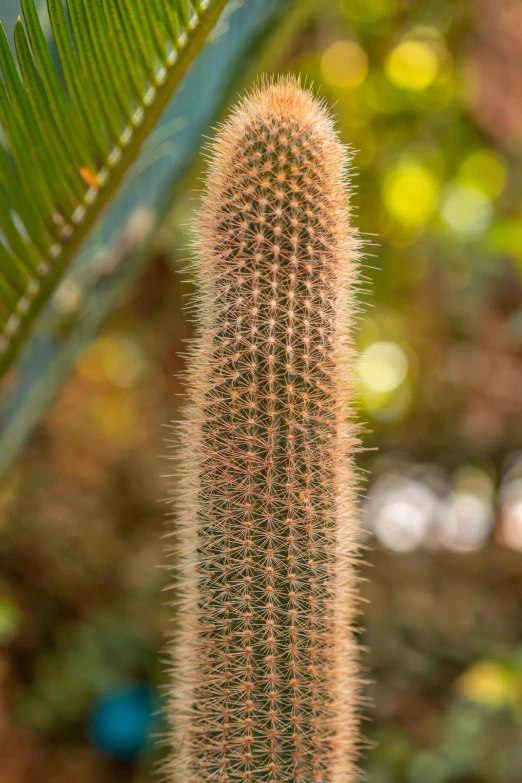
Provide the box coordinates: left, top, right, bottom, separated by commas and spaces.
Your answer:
0, 0, 229, 380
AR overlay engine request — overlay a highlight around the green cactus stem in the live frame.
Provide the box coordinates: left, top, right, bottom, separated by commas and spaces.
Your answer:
168, 77, 362, 783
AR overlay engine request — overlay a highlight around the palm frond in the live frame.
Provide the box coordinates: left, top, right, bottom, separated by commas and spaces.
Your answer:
0, 0, 304, 479
0, 0, 228, 381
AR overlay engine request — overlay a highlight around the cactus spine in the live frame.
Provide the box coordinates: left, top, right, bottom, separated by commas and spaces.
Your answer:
168, 78, 361, 783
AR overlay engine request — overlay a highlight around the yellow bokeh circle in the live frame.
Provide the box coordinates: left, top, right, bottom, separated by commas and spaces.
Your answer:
383, 161, 439, 226
321, 40, 369, 88
386, 40, 439, 91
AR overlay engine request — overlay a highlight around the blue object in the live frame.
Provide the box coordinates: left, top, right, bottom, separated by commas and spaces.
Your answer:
89, 684, 157, 758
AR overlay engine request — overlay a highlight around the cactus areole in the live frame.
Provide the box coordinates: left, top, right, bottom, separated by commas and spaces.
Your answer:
169, 78, 362, 783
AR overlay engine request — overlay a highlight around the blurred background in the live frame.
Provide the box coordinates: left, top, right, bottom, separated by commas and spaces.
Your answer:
1, 0, 522, 780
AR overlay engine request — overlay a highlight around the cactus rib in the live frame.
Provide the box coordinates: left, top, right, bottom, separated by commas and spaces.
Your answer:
168, 77, 362, 783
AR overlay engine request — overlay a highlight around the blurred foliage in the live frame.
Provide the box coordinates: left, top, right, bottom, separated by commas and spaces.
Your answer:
1, 0, 522, 781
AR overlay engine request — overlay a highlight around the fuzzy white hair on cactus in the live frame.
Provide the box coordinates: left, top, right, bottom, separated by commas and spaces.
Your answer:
166, 76, 363, 783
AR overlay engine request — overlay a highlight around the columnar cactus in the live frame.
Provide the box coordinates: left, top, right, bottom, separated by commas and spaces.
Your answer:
168, 78, 361, 783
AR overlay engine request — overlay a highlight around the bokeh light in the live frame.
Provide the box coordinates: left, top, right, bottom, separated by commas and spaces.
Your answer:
385, 39, 439, 91
502, 498, 522, 551
358, 341, 409, 393
383, 160, 439, 226
458, 149, 507, 199
437, 491, 493, 553
441, 184, 493, 238
321, 40, 368, 88
366, 474, 437, 552
456, 661, 518, 709
500, 477, 522, 551
77, 336, 147, 388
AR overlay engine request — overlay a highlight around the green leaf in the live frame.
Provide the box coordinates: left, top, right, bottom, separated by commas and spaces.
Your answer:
14, 20, 86, 203
0, 0, 229, 380
20, 0, 95, 168
0, 0, 306, 478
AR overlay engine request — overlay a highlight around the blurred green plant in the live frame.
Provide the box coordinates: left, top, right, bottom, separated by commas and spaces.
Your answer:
16, 610, 155, 733
0, 0, 229, 380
